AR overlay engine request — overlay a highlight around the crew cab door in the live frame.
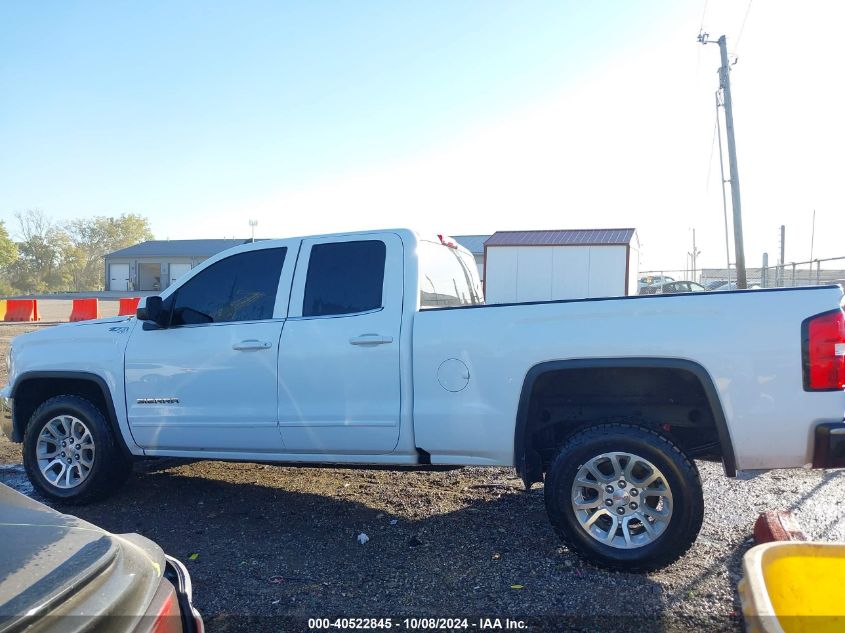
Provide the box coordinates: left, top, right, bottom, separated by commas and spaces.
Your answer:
124, 244, 295, 453
277, 234, 403, 453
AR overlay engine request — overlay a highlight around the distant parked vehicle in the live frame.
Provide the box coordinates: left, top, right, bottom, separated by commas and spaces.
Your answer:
638, 274, 675, 289
639, 281, 706, 295
704, 279, 730, 291
0, 483, 203, 632
712, 282, 762, 291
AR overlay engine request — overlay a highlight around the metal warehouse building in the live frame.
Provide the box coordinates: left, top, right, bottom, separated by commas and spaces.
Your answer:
104, 239, 249, 292
483, 228, 639, 303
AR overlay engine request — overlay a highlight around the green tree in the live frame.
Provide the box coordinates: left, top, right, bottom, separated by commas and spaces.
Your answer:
64, 214, 154, 290
0, 221, 18, 268
7, 209, 72, 293
0, 221, 20, 295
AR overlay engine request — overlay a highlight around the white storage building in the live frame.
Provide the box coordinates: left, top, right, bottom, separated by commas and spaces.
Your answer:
483, 229, 639, 303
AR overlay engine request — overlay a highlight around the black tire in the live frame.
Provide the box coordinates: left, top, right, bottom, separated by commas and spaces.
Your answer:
23, 395, 131, 504
544, 423, 704, 572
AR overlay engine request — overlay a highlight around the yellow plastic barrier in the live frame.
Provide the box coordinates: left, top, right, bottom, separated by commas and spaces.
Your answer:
740, 541, 845, 633
0, 299, 6, 321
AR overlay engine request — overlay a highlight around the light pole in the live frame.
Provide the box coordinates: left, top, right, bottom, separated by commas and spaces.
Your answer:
249, 219, 258, 242
688, 228, 700, 282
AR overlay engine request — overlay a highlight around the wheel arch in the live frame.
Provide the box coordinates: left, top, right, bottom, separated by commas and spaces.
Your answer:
11, 370, 132, 458
514, 358, 737, 487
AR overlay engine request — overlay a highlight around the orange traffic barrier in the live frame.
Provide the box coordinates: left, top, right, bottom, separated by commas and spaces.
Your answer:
69, 298, 100, 322
4, 299, 39, 322
118, 297, 141, 316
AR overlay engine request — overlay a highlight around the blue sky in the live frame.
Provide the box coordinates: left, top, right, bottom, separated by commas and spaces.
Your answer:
1, 2, 660, 201
2, 1, 843, 270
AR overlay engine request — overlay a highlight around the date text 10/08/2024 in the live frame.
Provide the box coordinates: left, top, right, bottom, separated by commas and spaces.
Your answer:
307, 618, 528, 630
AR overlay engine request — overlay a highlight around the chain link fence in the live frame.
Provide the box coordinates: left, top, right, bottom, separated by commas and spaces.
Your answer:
640, 256, 845, 292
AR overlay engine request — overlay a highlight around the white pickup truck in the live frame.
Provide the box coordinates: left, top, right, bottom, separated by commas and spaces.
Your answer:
2, 229, 844, 571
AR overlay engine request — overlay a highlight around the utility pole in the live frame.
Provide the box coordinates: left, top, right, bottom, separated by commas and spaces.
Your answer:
762, 252, 769, 287
700, 33, 748, 289
688, 228, 701, 281
694, 228, 698, 281
778, 225, 785, 287
809, 209, 816, 262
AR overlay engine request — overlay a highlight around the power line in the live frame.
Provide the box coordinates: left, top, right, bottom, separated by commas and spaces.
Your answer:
715, 92, 732, 286
696, 0, 709, 77
734, 0, 754, 52
706, 116, 717, 192
698, 0, 709, 36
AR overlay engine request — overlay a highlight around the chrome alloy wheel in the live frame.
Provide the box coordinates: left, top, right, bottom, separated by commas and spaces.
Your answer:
36, 415, 96, 489
571, 451, 673, 549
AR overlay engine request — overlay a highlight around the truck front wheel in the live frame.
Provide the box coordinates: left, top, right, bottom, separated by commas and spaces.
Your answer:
23, 395, 131, 504
544, 423, 704, 572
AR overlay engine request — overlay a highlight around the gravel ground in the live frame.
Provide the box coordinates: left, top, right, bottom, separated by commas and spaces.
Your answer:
1, 322, 844, 632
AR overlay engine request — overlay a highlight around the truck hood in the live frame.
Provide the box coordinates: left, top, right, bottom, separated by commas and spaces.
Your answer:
12, 316, 133, 345
0, 484, 165, 632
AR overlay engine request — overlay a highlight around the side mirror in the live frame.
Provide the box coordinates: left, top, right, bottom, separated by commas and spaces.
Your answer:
137, 296, 169, 328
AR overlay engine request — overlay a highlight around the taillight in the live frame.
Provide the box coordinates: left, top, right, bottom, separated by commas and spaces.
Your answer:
802, 309, 845, 391
146, 582, 184, 633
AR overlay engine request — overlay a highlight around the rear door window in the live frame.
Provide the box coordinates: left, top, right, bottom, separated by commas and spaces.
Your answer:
303, 240, 386, 317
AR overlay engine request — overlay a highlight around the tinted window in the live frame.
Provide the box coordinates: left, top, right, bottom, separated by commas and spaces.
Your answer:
418, 241, 483, 308
303, 241, 385, 317
170, 248, 286, 325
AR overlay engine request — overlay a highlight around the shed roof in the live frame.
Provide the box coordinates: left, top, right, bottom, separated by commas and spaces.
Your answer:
105, 239, 250, 259
452, 235, 491, 255
485, 228, 636, 247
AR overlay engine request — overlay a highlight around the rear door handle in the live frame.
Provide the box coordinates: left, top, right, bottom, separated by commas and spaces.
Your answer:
349, 334, 393, 346
232, 339, 272, 351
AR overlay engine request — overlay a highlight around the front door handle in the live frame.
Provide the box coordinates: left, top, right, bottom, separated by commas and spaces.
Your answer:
232, 339, 272, 351
349, 334, 393, 346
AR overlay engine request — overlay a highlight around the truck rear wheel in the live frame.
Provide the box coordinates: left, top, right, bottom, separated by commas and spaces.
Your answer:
23, 395, 131, 504
544, 423, 704, 572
